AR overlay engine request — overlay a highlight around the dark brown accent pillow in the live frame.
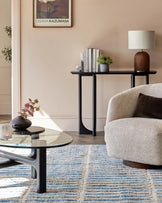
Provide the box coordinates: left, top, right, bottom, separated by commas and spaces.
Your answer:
133, 93, 162, 119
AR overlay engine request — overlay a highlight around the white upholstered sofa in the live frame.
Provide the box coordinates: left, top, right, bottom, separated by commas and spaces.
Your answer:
104, 83, 162, 168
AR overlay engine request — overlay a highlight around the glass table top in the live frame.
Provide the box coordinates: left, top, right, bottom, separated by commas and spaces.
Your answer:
0, 124, 73, 149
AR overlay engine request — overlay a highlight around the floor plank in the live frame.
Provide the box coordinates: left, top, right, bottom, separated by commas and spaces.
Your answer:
67, 131, 105, 145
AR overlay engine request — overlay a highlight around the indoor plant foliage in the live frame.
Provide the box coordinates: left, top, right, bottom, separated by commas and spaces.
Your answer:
97, 55, 112, 72
19, 98, 40, 118
97, 55, 113, 65
10, 98, 40, 130
2, 26, 12, 63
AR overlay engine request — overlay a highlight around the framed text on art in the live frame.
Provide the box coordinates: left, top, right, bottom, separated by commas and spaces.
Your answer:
33, 0, 72, 27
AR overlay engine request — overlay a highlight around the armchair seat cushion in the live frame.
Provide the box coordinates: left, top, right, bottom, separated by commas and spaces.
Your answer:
105, 117, 162, 165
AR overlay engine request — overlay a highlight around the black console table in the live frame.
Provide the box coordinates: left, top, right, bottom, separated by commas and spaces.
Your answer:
71, 71, 157, 136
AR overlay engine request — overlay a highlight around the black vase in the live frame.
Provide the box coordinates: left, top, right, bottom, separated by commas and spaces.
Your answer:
10, 116, 32, 130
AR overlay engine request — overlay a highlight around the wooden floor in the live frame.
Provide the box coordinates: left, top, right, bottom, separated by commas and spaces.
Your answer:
0, 115, 105, 145
67, 131, 105, 145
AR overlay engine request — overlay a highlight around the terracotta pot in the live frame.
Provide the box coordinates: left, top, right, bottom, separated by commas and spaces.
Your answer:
10, 116, 32, 130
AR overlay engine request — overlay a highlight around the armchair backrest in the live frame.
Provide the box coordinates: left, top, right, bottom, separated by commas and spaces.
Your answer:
106, 83, 162, 123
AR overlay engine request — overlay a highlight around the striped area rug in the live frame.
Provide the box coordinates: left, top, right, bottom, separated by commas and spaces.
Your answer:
0, 145, 162, 202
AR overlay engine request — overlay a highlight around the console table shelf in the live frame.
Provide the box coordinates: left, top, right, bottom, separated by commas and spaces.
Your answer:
71, 70, 156, 75
71, 70, 157, 136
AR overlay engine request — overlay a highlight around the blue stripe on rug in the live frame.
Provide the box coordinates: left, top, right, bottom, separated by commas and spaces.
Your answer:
84, 145, 151, 202
0, 145, 161, 202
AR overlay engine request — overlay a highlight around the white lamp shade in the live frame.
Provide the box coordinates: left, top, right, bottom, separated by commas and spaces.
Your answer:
128, 30, 155, 50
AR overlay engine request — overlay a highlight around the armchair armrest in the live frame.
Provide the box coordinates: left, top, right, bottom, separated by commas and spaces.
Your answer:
106, 87, 144, 123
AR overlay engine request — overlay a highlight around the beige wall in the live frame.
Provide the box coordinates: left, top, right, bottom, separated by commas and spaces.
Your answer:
0, 0, 11, 114
20, 0, 162, 131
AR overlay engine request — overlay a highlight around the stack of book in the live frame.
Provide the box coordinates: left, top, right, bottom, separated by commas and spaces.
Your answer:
80, 48, 102, 72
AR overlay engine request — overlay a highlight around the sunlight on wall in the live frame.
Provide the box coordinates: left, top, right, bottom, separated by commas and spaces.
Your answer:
30, 109, 62, 132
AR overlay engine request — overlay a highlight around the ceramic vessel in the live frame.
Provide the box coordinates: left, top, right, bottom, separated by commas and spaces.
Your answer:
10, 116, 32, 130
99, 64, 109, 72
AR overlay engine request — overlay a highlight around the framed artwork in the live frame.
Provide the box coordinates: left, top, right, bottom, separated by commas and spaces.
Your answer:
33, 0, 72, 28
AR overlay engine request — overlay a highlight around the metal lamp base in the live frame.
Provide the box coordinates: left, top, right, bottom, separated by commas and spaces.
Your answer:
134, 51, 150, 72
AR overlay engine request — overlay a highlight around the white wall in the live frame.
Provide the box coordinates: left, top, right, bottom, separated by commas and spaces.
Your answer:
15, 0, 162, 131
0, 0, 11, 115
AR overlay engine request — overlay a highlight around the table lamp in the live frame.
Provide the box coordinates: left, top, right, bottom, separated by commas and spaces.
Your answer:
128, 30, 155, 72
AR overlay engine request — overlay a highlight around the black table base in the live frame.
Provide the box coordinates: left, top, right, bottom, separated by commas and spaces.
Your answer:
72, 71, 157, 136
0, 126, 73, 194
0, 147, 46, 193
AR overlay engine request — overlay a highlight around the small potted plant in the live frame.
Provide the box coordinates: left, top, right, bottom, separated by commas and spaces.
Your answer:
2, 26, 12, 63
10, 98, 40, 130
97, 55, 112, 72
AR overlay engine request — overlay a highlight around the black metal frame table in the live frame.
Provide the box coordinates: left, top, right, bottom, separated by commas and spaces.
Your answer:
71, 71, 157, 136
0, 126, 73, 193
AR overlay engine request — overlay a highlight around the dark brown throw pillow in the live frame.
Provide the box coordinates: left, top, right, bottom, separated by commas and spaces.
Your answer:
133, 93, 162, 119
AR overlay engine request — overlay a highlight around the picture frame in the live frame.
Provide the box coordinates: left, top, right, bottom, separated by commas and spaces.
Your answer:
33, 0, 72, 28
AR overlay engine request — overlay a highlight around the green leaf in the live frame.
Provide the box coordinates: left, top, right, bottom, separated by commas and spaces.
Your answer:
97, 54, 113, 65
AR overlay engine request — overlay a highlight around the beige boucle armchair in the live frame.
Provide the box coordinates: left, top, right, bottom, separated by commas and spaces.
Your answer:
104, 83, 162, 168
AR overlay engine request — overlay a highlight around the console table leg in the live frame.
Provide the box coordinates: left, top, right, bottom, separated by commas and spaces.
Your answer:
93, 74, 96, 136
78, 75, 92, 135
131, 75, 135, 88
146, 75, 149, 84
79, 74, 82, 134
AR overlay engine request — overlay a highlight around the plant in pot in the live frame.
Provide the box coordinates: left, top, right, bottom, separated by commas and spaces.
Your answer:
10, 98, 40, 131
97, 55, 112, 72
2, 26, 12, 63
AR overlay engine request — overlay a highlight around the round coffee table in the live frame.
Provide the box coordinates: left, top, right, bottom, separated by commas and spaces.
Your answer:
0, 125, 73, 193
